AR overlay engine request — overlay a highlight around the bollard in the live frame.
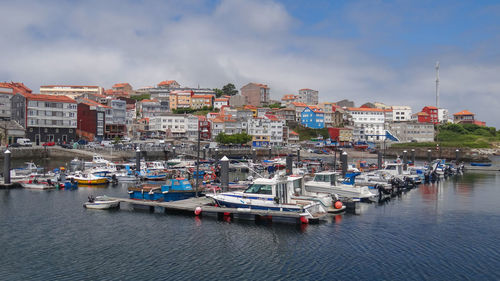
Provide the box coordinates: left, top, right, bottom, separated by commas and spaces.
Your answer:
135, 148, 141, 173
268, 147, 272, 159
297, 148, 301, 162
455, 149, 460, 162
172, 147, 176, 158
340, 151, 348, 177
411, 149, 415, 164
333, 150, 337, 171
377, 150, 382, 170
4, 150, 11, 184
252, 148, 256, 163
427, 149, 432, 164
215, 148, 219, 163
286, 155, 293, 175
220, 156, 229, 192
402, 150, 407, 170
203, 148, 206, 160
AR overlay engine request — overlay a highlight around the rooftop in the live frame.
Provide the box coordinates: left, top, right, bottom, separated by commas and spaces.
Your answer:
453, 110, 474, 116
25, 93, 77, 103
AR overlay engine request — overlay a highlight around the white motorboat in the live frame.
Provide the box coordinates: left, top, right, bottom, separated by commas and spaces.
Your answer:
304, 171, 374, 200
380, 162, 422, 184
83, 196, 120, 209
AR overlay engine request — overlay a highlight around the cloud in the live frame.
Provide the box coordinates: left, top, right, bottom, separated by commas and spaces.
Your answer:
1, 0, 498, 127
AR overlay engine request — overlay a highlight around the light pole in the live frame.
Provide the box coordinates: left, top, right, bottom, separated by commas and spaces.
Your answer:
195, 128, 208, 198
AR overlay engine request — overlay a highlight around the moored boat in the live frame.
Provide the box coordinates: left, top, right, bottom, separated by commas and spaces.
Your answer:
128, 178, 197, 201
83, 195, 120, 209
304, 171, 374, 200
470, 162, 492, 167
72, 173, 109, 185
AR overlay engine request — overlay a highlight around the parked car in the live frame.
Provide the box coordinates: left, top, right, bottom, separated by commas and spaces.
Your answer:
42, 142, 55, 146
59, 143, 73, 149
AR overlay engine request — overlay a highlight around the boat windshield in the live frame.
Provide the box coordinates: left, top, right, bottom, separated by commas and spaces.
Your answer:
244, 184, 272, 195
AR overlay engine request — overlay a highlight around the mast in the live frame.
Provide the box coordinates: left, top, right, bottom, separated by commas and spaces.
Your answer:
435, 61, 440, 108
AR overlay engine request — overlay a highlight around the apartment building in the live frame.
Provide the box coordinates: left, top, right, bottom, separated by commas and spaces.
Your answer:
240, 83, 270, 107
40, 85, 103, 99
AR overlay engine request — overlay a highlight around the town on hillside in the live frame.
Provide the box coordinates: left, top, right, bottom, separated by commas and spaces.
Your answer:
0, 81, 488, 149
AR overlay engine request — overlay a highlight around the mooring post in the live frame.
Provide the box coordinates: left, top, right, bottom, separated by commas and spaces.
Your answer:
4, 149, 11, 184
297, 148, 301, 162
377, 150, 382, 170
203, 147, 206, 160
411, 149, 415, 164
252, 148, 256, 163
427, 149, 432, 164
172, 146, 176, 158
220, 156, 229, 192
268, 147, 272, 159
215, 148, 219, 163
455, 149, 460, 163
341, 151, 348, 177
135, 148, 141, 174
286, 155, 293, 175
402, 150, 407, 170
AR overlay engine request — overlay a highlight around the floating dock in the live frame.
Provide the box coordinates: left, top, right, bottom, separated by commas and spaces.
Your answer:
106, 196, 327, 224
464, 166, 500, 172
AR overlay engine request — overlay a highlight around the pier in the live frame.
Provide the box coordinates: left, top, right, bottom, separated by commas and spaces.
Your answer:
106, 196, 327, 223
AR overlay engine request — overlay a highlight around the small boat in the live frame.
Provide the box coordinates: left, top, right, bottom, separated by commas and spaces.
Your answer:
72, 173, 109, 185
128, 178, 197, 201
305, 171, 374, 200
83, 195, 120, 209
470, 162, 492, 167
140, 170, 167, 181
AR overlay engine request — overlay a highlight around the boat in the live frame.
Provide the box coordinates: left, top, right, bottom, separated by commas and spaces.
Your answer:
470, 162, 492, 167
304, 171, 374, 200
128, 178, 197, 201
140, 170, 168, 181
11, 162, 44, 177
83, 195, 120, 209
71, 173, 109, 185
20, 179, 56, 190
207, 175, 340, 219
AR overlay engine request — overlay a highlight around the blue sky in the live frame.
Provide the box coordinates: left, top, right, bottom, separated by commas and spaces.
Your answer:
1, 0, 499, 126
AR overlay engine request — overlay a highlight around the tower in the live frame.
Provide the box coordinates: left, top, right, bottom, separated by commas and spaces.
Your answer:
435, 61, 440, 108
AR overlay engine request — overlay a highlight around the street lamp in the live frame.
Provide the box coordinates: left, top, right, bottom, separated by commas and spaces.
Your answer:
195, 128, 209, 198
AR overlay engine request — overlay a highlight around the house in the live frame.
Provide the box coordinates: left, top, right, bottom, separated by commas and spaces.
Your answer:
149, 114, 187, 138
0, 82, 32, 121
300, 106, 325, 129
104, 99, 127, 139
346, 107, 385, 142
137, 99, 162, 118
214, 98, 229, 110
391, 106, 412, 122
281, 94, 298, 106
327, 127, 353, 145
191, 95, 214, 109
77, 98, 108, 141
40, 85, 103, 99
12, 93, 77, 143
0, 120, 25, 146
386, 122, 435, 142
229, 94, 247, 108
210, 114, 240, 137
298, 88, 319, 105
169, 90, 193, 110
108, 83, 134, 97
247, 115, 284, 147
276, 108, 296, 125
158, 80, 180, 89
288, 130, 299, 143
420, 106, 439, 124
453, 110, 485, 126
290, 102, 308, 121
240, 82, 270, 107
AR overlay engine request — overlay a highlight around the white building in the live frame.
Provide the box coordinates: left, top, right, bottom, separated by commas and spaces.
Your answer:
438, 108, 452, 123
186, 115, 199, 140
298, 88, 319, 105
40, 85, 103, 99
214, 98, 229, 110
391, 106, 412, 122
247, 115, 284, 146
0, 87, 12, 120
347, 107, 386, 142
149, 114, 187, 138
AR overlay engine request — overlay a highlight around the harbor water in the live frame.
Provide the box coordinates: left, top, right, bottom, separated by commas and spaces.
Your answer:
0, 157, 499, 280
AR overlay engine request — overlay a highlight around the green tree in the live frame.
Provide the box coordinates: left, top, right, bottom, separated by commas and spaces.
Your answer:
215, 132, 251, 145
130, 93, 151, 101
214, 88, 224, 98
222, 83, 238, 96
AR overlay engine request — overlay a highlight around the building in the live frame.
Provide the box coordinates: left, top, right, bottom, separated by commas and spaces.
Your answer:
12, 93, 77, 143
290, 102, 308, 122
0, 120, 25, 145
211, 114, 240, 137
438, 108, 451, 123
77, 98, 107, 141
158, 80, 180, 89
109, 83, 134, 97
214, 98, 229, 110
137, 99, 162, 118
300, 106, 325, 129
346, 107, 385, 142
336, 99, 355, 108
420, 106, 439, 124
276, 108, 296, 125
453, 110, 485, 126
281, 94, 298, 106
327, 127, 353, 145
149, 114, 187, 138
105, 99, 127, 138
191, 95, 214, 109
40, 85, 103, 99
229, 94, 247, 108
169, 90, 193, 110
391, 106, 412, 122
198, 116, 211, 140
386, 122, 435, 142
0, 88, 12, 120
298, 88, 319, 105
288, 130, 299, 143
247, 115, 284, 147
240, 83, 270, 107
186, 115, 199, 140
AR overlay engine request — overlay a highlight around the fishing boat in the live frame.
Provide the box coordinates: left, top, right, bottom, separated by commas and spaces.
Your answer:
140, 170, 168, 181
207, 175, 340, 218
71, 173, 109, 185
83, 195, 120, 209
128, 178, 196, 201
20, 179, 57, 190
304, 171, 374, 200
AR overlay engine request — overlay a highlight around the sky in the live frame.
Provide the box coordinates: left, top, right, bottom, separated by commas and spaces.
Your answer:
1, 0, 499, 127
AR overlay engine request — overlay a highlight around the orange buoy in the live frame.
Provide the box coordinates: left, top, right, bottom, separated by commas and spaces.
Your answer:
194, 206, 202, 216
334, 201, 343, 209
300, 216, 309, 224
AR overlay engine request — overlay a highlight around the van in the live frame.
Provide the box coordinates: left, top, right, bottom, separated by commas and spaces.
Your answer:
17, 138, 33, 147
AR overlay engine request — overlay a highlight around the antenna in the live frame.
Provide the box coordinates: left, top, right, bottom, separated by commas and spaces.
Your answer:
435, 61, 440, 108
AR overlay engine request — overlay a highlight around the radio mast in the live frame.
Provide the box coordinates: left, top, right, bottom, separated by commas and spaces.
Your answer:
435, 61, 440, 108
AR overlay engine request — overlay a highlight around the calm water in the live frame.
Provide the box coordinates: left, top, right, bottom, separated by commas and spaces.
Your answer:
0, 158, 499, 280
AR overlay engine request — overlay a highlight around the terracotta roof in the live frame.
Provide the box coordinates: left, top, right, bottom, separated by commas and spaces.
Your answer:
423, 106, 438, 110
255, 83, 269, 88
113, 83, 130, 88
158, 80, 178, 86
89, 93, 107, 98
79, 98, 111, 108
264, 114, 280, 121
23, 93, 76, 103
0, 82, 32, 94
215, 98, 229, 102
289, 130, 299, 136
473, 120, 485, 126
281, 94, 297, 100
299, 88, 313, 91
347, 107, 384, 112
292, 102, 307, 107
192, 95, 214, 99
140, 99, 159, 103
41, 85, 100, 88
453, 110, 474, 116
244, 105, 257, 110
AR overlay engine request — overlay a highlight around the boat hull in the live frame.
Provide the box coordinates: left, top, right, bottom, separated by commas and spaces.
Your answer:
75, 178, 109, 185
84, 201, 120, 209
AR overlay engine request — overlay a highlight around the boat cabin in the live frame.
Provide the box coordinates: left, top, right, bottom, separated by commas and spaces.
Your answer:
310, 171, 340, 186
382, 162, 403, 175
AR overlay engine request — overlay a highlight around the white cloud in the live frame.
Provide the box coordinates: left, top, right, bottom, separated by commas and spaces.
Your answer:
1, 0, 498, 127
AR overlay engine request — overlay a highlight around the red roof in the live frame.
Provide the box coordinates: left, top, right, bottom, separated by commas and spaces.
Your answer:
264, 114, 280, 121
158, 80, 178, 86
192, 95, 214, 99
299, 88, 313, 91
289, 130, 299, 136
215, 98, 229, 102
453, 110, 474, 116
79, 98, 111, 108
113, 83, 130, 88
281, 94, 297, 101
41, 85, 100, 88
140, 99, 159, 103
25, 93, 76, 103
423, 106, 438, 110
0, 82, 32, 94
347, 107, 384, 112
292, 102, 307, 107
